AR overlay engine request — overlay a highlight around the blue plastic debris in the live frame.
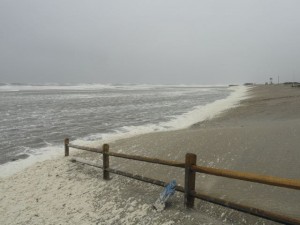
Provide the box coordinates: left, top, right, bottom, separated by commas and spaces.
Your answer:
153, 180, 177, 211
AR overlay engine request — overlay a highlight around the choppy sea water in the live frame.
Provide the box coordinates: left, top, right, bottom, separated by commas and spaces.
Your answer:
0, 84, 246, 176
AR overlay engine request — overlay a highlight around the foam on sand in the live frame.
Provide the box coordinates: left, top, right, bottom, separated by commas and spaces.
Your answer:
0, 145, 61, 178
0, 157, 229, 225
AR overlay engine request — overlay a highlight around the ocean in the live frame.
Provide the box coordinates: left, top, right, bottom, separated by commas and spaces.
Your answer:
0, 84, 246, 177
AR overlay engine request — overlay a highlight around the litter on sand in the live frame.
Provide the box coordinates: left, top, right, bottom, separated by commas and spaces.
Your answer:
153, 180, 177, 212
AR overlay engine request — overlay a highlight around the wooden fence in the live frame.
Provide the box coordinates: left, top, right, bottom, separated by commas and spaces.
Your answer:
64, 138, 300, 225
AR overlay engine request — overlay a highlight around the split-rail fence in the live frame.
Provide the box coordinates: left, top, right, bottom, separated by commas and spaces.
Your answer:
64, 138, 300, 225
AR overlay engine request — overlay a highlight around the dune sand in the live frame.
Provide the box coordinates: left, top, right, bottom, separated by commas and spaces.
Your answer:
1, 85, 299, 225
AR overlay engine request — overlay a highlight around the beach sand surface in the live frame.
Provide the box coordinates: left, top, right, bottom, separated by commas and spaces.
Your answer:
1, 85, 299, 225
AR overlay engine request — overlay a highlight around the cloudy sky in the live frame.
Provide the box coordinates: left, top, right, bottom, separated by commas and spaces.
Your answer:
0, 0, 299, 85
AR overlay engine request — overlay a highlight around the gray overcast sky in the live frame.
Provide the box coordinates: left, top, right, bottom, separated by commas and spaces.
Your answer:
0, 0, 299, 85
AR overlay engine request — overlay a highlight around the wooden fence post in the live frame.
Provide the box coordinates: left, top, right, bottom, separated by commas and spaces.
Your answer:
103, 144, 110, 180
64, 138, 69, 156
184, 153, 197, 208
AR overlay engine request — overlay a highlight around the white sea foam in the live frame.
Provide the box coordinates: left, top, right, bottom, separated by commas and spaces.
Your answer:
0, 146, 63, 177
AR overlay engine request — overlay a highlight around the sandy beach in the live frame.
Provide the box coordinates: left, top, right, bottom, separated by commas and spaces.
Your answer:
1, 85, 299, 225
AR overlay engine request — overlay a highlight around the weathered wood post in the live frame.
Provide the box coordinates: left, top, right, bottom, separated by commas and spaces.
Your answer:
64, 138, 69, 156
103, 144, 110, 180
184, 153, 197, 208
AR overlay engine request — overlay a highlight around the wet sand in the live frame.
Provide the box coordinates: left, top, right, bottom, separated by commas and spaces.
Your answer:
1, 85, 299, 225
108, 85, 300, 219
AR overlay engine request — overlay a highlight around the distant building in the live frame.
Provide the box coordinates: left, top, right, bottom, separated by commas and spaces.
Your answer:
244, 83, 254, 86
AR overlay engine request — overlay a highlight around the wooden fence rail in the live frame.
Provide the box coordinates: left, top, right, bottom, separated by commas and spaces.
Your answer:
64, 138, 300, 225
192, 165, 300, 190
